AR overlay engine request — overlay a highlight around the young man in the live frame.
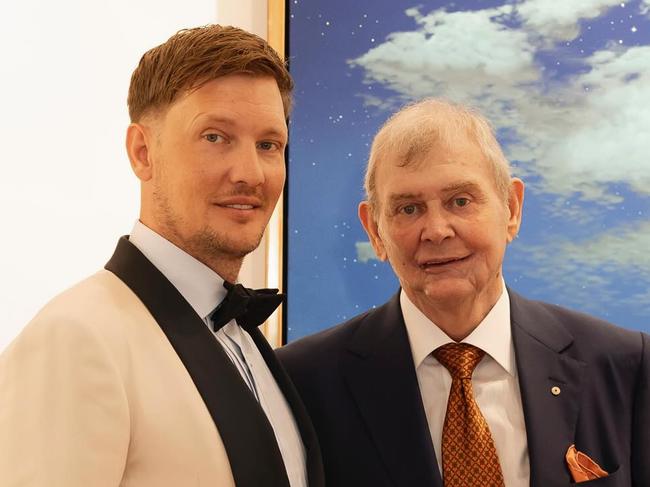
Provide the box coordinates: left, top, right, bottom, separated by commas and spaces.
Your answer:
0, 25, 323, 487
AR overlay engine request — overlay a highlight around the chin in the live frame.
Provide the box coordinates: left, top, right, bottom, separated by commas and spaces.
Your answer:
217, 236, 263, 258
421, 279, 475, 303
187, 227, 264, 260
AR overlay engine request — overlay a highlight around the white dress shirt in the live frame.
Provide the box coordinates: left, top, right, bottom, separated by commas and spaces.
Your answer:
401, 286, 530, 487
130, 221, 307, 487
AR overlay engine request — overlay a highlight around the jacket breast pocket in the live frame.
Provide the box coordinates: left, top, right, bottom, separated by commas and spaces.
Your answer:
571, 466, 621, 486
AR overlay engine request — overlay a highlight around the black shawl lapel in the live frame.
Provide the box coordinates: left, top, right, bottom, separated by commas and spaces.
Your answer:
248, 328, 325, 487
509, 290, 586, 487
105, 237, 290, 487
342, 293, 443, 487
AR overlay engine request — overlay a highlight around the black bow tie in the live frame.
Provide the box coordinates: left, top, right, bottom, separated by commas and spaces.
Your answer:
209, 281, 284, 332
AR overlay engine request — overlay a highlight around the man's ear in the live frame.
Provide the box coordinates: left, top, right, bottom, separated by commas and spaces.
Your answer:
359, 201, 388, 261
506, 177, 525, 243
126, 122, 154, 182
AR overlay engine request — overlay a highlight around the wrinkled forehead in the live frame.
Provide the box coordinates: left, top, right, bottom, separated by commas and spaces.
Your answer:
372, 134, 494, 199
379, 129, 485, 173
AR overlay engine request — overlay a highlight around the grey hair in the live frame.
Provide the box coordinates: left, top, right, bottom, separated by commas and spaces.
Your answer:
364, 98, 511, 214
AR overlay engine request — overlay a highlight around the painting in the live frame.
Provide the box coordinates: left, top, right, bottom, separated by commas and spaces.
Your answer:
285, 0, 650, 341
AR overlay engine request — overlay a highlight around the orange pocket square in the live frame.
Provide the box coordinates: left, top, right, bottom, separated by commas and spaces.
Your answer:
566, 444, 609, 483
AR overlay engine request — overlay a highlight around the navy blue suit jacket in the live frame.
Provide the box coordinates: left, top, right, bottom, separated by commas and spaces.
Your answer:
278, 290, 649, 487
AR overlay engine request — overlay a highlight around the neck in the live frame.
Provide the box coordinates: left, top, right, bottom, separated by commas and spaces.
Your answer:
206, 257, 243, 283
407, 284, 503, 341
178, 244, 243, 283
140, 218, 244, 283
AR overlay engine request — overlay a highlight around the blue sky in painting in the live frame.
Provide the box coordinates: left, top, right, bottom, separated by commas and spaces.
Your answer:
286, 0, 650, 340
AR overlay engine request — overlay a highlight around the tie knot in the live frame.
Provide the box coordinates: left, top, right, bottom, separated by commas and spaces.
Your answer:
209, 281, 283, 332
433, 343, 485, 379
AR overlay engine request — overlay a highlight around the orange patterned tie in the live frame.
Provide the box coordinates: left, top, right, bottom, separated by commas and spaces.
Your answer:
433, 343, 505, 487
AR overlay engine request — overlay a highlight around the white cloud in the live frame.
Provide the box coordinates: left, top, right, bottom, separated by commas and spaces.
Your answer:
641, 0, 650, 15
349, 6, 538, 105
619, 289, 650, 311
516, 0, 621, 42
356, 241, 378, 263
355, 93, 404, 113
555, 220, 650, 271
509, 220, 650, 311
516, 45, 650, 201
349, 5, 650, 207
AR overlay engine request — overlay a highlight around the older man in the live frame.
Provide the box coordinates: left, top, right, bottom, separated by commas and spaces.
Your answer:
278, 99, 649, 487
0, 25, 323, 487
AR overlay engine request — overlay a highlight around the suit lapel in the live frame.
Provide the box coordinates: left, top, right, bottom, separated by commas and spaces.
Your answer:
509, 290, 586, 487
248, 328, 325, 487
342, 293, 443, 487
105, 237, 291, 487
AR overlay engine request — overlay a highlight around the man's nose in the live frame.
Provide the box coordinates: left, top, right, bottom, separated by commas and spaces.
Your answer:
229, 142, 265, 186
420, 206, 455, 244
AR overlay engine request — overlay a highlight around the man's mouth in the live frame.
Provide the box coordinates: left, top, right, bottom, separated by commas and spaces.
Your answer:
419, 255, 470, 269
215, 197, 263, 211
224, 204, 255, 210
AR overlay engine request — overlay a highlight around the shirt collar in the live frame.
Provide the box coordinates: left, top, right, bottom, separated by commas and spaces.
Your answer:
401, 282, 515, 376
128, 221, 228, 321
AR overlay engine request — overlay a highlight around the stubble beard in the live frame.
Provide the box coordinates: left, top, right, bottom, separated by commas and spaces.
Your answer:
186, 224, 263, 262
153, 188, 265, 268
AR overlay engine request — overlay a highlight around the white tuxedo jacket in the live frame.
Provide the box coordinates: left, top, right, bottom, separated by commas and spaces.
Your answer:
0, 238, 324, 487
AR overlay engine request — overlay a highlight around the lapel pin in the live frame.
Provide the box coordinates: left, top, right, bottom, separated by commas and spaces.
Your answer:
551, 386, 561, 396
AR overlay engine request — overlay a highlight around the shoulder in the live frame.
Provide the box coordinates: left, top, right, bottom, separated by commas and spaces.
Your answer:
278, 294, 401, 374
30, 269, 139, 327
276, 311, 371, 396
510, 290, 648, 366
278, 310, 370, 366
1, 270, 145, 363
519, 292, 641, 336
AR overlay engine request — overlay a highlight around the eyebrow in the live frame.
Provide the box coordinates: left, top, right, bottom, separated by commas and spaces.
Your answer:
188, 113, 234, 128
387, 192, 425, 204
386, 181, 486, 207
441, 181, 483, 195
190, 114, 288, 139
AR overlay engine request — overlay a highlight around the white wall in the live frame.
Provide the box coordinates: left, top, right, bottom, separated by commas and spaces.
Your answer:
0, 0, 268, 351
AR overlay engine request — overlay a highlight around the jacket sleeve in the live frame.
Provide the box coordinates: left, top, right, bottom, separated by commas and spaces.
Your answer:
632, 331, 650, 487
0, 311, 130, 487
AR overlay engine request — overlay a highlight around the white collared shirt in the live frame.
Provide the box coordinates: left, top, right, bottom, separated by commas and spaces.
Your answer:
129, 221, 307, 487
401, 287, 530, 487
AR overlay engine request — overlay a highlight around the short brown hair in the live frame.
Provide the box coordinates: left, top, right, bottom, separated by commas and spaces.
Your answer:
127, 24, 293, 122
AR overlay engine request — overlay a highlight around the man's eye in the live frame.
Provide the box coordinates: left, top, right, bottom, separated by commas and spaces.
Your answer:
400, 204, 417, 215
204, 133, 225, 143
454, 198, 470, 207
257, 141, 278, 151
